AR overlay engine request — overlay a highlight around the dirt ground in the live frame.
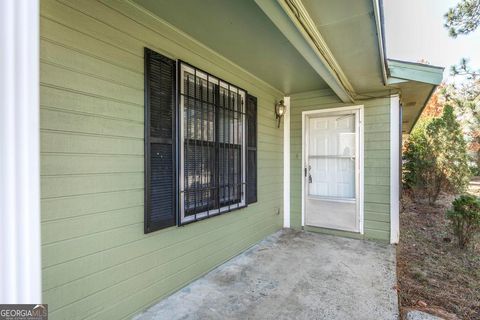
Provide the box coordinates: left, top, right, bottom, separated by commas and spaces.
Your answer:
397, 179, 480, 319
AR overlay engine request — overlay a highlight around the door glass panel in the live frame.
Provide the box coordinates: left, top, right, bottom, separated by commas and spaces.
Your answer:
309, 158, 355, 198
308, 115, 356, 199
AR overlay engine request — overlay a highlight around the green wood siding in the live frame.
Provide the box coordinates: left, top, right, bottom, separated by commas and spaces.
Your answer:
290, 89, 391, 242
40, 0, 283, 318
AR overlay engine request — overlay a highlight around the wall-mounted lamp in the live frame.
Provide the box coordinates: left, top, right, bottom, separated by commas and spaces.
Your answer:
275, 100, 286, 128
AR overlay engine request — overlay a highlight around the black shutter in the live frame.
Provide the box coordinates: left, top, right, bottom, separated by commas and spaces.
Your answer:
144, 48, 177, 233
246, 94, 258, 204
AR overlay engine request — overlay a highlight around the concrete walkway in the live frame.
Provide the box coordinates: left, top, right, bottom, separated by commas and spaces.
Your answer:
135, 230, 398, 320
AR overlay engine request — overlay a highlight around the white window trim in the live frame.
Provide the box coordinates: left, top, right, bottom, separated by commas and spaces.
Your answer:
179, 63, 247, 224
301, 105, 364, 234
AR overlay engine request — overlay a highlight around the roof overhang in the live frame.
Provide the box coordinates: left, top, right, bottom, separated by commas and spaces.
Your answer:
132, 0, 444, 119
131, 0, 330, 95
255, 0, 355, 102
387, 59, 444, 133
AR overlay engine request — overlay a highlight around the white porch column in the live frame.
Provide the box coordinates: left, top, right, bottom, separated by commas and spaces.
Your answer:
283, 97, 291, 228
390, 95, 400, 244
0, 0, 41, 303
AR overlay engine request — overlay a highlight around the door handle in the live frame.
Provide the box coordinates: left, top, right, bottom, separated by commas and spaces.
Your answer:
304, 165, 311, 176
306, 165, 312, 183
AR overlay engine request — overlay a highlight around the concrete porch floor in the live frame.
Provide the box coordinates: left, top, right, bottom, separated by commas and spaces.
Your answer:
135, 230, 398, 320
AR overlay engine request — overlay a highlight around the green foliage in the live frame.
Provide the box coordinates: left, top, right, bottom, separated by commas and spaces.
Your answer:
445, 60, 480, 173
447, 194, 480, 248
403, 105, 470, 204
444, 0, 480, 37
403, 119, 432, 195
469, 164, 480, 176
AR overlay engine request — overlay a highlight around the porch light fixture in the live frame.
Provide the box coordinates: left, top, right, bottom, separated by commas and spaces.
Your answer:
275, 100, 286, 128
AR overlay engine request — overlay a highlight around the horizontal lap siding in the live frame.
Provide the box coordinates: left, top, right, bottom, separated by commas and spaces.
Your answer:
290, 90, 390, 241
40, 0, 283, 319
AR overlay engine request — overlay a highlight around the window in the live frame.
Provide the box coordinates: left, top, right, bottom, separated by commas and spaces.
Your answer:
144, 49, 257, 233
179, 62, 246, 224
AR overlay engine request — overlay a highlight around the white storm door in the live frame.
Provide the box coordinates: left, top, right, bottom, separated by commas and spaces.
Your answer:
304, 109, 361, 232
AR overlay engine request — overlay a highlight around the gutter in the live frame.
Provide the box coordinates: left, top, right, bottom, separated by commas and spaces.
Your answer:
373, 0, 388, 85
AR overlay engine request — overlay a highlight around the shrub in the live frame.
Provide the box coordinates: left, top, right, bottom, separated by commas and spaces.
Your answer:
403, 105, 470, 204
469, 164, 480, 176
403, 119, 441, 204
446, 194, 480, 248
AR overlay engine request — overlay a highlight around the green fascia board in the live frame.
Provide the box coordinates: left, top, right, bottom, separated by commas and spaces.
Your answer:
254, 0, 353, 102
387, 59, 444, 85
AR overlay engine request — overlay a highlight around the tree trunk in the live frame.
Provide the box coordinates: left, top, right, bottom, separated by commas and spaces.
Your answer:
429, 178, 442, 205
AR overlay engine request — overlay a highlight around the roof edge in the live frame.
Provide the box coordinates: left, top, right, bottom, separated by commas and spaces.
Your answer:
387, 58, 445, 71
387, 58, 444, 86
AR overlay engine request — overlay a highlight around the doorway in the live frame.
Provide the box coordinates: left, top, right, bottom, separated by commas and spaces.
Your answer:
302, 106, 364, 233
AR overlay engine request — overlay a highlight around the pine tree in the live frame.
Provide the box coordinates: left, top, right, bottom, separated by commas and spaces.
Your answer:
444, 0, 480, 37
428, 105, 470, 194
444, 61, 480, 171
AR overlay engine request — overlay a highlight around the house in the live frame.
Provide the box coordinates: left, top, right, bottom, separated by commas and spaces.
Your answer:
0, 0, 443, 318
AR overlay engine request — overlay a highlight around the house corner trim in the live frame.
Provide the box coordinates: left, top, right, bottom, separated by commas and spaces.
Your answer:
283, 97, 291, 228
390, 95, 400, 244
0, 0, 41, 303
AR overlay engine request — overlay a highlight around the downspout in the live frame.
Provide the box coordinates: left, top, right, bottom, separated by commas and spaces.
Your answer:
373, 0, 389, 85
